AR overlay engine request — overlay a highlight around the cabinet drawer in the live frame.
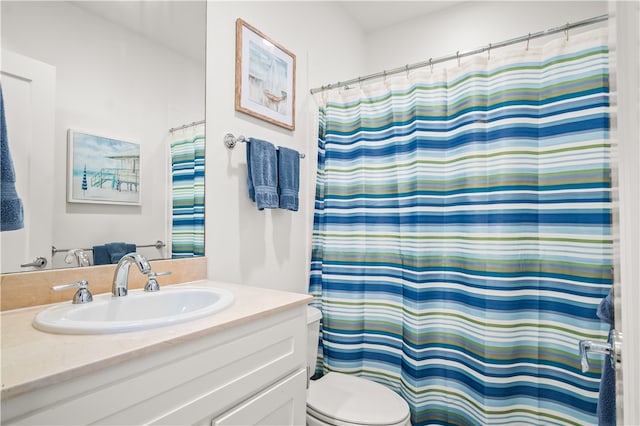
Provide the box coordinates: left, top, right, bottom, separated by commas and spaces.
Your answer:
213, 369, 306, 426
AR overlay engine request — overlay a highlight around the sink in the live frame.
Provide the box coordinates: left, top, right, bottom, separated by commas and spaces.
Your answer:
33, 286, 234, 334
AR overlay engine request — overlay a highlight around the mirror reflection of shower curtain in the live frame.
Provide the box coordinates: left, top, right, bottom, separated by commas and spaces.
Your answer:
309, 28, 612, 426
170, 123, 205, 258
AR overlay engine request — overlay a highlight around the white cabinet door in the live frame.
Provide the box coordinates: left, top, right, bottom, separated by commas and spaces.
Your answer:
212, 369, 306, 426
0, 50, 55, 273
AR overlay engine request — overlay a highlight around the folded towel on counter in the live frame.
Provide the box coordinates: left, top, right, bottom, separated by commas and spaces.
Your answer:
277, 146, 300, 211
0, 83, 24, 232
93, 242, 136, 265
246, 138, 279, 210
596, 289, 616, 426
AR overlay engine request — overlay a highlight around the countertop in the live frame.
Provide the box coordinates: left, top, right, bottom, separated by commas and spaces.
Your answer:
1, 280, 312, 400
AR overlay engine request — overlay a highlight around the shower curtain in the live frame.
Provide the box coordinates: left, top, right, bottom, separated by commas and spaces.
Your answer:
309, 28, 612, 425
170, 124, 205, 258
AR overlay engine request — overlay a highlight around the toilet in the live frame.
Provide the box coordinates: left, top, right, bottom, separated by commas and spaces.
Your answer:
306, 306, 411, 426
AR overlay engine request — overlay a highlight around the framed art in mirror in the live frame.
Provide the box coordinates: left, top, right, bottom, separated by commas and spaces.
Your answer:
67, 129, 141, 205
235, 18, 296, 130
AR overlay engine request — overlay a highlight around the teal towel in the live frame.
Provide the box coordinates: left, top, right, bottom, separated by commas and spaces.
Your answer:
92, 245, 110, 265
105, 242, 136, 263
246, 138, 279, 210
596, 289, 615, 426
277, 146, 299, 211
0, 83, 24, 231
93, 242, 136, 264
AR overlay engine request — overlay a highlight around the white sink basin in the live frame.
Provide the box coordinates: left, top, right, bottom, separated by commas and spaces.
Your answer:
33, 286, 234, 334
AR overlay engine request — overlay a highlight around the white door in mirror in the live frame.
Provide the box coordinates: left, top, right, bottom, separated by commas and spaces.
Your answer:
0, 50, 55, 273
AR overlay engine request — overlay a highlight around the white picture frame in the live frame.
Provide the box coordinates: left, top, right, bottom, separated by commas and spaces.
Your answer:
67, 129, 141, 205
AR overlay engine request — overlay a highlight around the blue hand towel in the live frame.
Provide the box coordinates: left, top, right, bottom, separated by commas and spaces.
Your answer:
246, 138, 279, 210
105, 242, 135, 264
277, 146, 299, 211
93, 243, 137, 265
0, 83, 24, 231
92, 245, 110, 265
596, 289, 616, 426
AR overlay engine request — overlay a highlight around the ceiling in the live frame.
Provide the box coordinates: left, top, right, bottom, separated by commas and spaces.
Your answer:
338, 1, 463, 33
70, 1, 206, 64
71, 1, 462, 62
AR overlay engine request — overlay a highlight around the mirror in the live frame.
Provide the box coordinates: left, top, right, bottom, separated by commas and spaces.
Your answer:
0, 1, 206, 273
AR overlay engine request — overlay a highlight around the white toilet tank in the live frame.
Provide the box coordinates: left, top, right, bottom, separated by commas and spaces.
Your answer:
307, 306, 322, 374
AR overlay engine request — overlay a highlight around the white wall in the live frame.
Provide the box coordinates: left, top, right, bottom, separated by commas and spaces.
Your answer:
205, 1, 367, 293
1, 1, 204, 268
610, 1, 640, 423
364, 1, 608, 75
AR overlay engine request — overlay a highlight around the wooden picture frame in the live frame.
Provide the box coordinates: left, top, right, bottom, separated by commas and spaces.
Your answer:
235, 18, 296, 130
67, 129, 141, 205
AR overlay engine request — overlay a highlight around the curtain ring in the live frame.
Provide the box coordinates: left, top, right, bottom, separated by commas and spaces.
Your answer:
565, 23, 570, 41
487, 43, 491, 61
383, 70, 387, 83
429, 58, 433, 73
456, 51, 460, 67
526, 32, 531, 51
405, 64, 409, 77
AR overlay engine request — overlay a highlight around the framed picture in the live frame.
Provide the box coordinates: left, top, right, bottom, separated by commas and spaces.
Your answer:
67, 129, 141, 205
235, 18, 296, 130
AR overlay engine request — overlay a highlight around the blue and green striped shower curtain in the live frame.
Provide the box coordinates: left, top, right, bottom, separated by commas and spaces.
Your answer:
170, 124, 205, 258
309, 28, 612, 425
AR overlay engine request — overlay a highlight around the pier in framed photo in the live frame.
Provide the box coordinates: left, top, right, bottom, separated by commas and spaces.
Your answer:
67, 130, 141, 205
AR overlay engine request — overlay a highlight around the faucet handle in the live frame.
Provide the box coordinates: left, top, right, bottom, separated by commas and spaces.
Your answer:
144, 271, 171, 292
52, 279, 93, 304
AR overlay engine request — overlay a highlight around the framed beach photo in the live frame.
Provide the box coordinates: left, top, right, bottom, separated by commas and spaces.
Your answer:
235, 18, 296, 130
67, 130, 141, 205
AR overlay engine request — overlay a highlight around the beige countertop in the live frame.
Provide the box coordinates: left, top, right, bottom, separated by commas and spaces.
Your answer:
1, 280, 312, 400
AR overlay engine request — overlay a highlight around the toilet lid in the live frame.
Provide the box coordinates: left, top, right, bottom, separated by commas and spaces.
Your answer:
307, 373, 410, 426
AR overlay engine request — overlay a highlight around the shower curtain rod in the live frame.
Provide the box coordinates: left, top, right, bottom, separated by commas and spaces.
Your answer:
169, 119, 205, 133
310, 14, 608, 95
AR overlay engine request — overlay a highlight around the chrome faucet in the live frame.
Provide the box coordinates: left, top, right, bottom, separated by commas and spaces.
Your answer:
112, 253, 151, 297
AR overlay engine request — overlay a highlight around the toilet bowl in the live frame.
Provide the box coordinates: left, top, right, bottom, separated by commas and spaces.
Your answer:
306, 306, 411, 426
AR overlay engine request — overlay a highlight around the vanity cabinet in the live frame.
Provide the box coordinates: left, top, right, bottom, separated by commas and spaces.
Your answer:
1, 306, 307, 425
